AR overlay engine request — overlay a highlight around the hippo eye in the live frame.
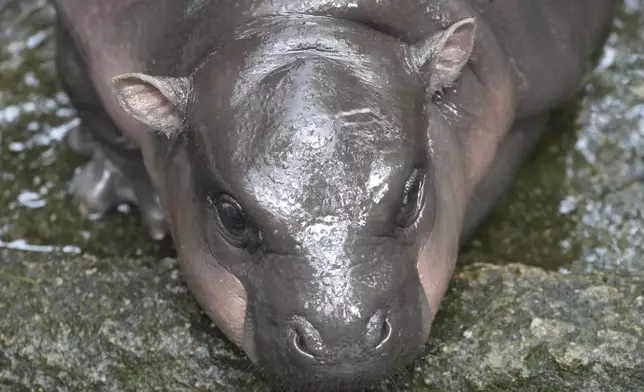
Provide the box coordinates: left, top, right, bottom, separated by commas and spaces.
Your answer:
397, 169, 425, 227
208, 194, 252, 248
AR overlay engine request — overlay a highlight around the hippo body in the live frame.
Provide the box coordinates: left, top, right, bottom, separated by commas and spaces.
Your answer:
51, 0, 617, 390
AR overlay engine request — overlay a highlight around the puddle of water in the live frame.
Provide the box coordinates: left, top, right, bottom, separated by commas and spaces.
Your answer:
0, 0, 642, 275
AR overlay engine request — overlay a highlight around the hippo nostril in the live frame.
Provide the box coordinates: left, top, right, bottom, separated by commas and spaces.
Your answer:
366, 310, 392, 350
375, 318, 392, 350
292, 329, 315, 359
290, 316, 325, 360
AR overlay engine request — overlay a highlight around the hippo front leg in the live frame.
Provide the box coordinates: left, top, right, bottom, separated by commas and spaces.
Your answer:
54, 17, 169, 240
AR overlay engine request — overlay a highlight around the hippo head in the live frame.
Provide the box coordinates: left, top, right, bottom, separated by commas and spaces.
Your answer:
111, 15, 476, 391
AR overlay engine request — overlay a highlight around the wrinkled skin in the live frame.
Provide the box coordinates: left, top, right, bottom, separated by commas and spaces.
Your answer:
51, 0, 617, 390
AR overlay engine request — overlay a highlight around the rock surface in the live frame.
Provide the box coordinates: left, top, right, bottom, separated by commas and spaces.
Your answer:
2, 248, 642, 391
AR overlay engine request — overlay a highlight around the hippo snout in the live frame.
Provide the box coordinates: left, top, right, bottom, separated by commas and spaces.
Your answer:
251, 271, 428, 390
288, 308, 392, 363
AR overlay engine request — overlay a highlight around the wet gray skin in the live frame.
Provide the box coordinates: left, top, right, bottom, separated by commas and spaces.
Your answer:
48, 0, 617, 390
173, 21, 436, 381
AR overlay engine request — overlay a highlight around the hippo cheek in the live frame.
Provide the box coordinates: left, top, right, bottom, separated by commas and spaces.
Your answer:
163, 155, 254, 361
415, 195, 464, 338
416, 233, 456, 336
415, 141, 469, 339
177, 246, 252, 358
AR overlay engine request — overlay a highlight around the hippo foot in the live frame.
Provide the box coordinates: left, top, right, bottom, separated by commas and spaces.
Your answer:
67, 128, 169, 241
67, 124, 95, 157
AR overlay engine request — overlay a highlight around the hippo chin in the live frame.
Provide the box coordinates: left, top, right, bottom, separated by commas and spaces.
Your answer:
52, 0, 617, 390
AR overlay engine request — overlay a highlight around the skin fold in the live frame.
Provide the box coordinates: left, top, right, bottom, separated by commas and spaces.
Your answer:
51, 0, 618, 390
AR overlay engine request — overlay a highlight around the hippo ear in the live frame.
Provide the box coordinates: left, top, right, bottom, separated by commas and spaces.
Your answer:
409, 18, 476, 95
111, 73, 192, 138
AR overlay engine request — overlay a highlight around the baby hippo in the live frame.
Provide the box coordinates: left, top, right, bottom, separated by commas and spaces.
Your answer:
52, 0, 617, 390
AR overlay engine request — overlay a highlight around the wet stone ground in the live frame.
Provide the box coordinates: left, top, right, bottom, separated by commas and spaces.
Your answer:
1, 0, 643, 391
